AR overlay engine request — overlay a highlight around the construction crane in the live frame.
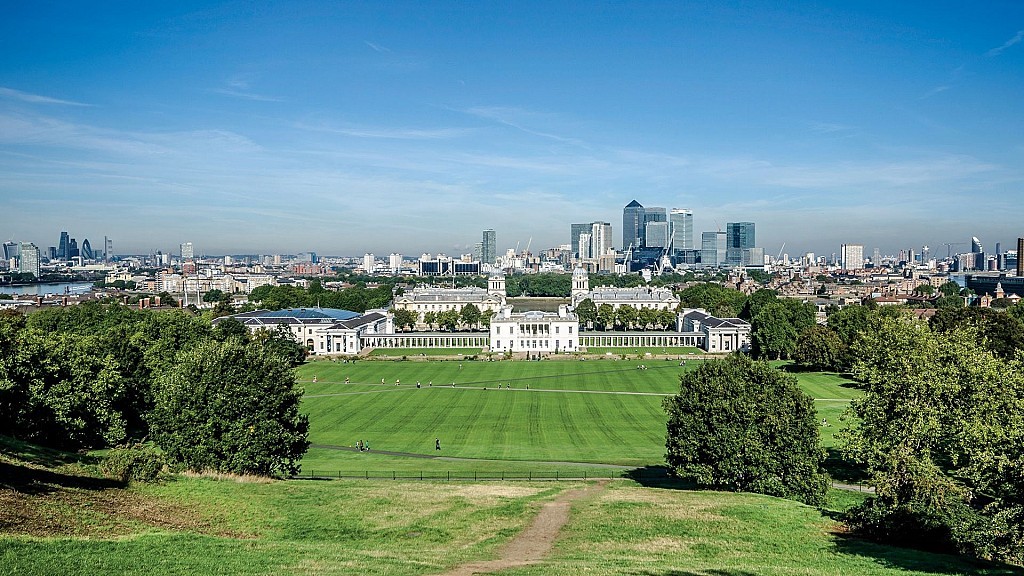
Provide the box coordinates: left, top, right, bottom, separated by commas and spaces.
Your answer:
776, 242, 786, 263
943, 242, 967, 258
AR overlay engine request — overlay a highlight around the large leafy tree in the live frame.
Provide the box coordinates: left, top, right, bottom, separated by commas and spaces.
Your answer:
615, 305, 638, 330
664, 354, 828, 505
575, 298, 597, 329
597, 303, 616, 331
459, 303, 482, 330
793, 325, 845, 371
150, 339, 309, 476
842, 313, 1024, 562
677, 283, 748, 318
392, 308, 418, 331
750, 301, 798, 359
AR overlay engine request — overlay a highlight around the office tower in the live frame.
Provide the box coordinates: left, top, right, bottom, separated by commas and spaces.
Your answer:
622, 200, 644, 250
180, 242, 194, 260
68, 238, 78, 258
1018, 238, 1024, 277
19, 242, 40, 278
873, 248, 881, 268
389, 253, 403, 273
841, 244, 864, 270
591, 222, 613, 256
669, 209, 693, 254
58, 231, 70, 260
570, 224, 590, 258
726, 222, 755, 265
482, 229, 496, 265
642, 206, 667, 246
47, 247, 57, 260
972, 236, 983, 253
363, 253, 375, 273
645, 221, 669, 248
81, 239, 93, 260
578, 232, 593, 260
701, 231, 727, 267
743, 247, 764, 266
104, 236, 113, 262
3, 242, 19, 261
995, 242, 1002, 270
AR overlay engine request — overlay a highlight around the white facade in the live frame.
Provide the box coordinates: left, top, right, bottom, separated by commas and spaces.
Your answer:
489, 305, 579, 353
392, 285, 505, 328
841, 244, 864, 270
363, 253, 375, 274
679, 308, 751, 353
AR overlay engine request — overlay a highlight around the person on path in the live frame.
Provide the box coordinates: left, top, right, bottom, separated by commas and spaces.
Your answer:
435, 438, 441, 451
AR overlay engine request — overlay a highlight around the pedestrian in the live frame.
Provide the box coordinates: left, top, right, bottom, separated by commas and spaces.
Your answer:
344, 377, 350, 384
435, 438, 441, 451
365, 440, 370, 451
312, 375, 317, 382
381, 378, 385, 385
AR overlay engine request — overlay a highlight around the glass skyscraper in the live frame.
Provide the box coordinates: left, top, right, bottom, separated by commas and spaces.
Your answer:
481, 229, 496, 264
669, 208, 693, 254
726, 222, 755, 266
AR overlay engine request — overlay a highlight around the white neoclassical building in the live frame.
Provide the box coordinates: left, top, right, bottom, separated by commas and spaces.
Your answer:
679, 308, 751, 353
392, 274, 507, 328
489, 305, 579, 354
570, 267, 680, 311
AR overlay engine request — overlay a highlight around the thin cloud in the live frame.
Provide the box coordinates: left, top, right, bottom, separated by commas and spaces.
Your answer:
463, 106, 587, 147
295, 122, 472, 140
0, 86, 90, 106
213, 74, 283, 102
986, 29, 1024, 56
365, 41, 391, 53
920, 85, 950, 100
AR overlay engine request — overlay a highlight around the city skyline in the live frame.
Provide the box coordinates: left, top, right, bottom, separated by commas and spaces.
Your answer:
2, 2, 1023, 256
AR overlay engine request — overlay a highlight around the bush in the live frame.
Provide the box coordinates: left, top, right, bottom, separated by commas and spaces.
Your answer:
101, 444, 165, 483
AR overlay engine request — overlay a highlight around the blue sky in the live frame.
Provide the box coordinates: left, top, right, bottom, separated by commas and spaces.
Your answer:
1, 1, 1022, 258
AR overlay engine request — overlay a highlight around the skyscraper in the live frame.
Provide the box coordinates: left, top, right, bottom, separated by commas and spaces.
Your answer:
58, 231, 70, 260
19, 242, 40, 278
1018, 238, 1023, 278
180, 242, 194, 260
69, 238, 79, 258
481, 229, 496, 265
645, 221, 669, 248
726, 222, 755, 265
2, 242, 19, 261
570, 223, 590, 258
669, 208, 693, 254
972, 236, 983, 253
81, 239, 94, 260
622, 200, 644, 250
701, 231, 727, 267
841, 244, 864, 270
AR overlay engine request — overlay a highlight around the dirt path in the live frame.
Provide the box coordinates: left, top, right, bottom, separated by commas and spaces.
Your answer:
435, 481, 607, 576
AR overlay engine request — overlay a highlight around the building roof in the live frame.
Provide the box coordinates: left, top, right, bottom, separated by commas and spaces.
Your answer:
682, 309, 750, 329
223, 307, 360, 324
327, 311, 387, 330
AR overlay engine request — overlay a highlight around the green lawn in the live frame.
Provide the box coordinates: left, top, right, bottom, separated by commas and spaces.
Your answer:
298, 360, 686, 469
3, 474, 1015, 576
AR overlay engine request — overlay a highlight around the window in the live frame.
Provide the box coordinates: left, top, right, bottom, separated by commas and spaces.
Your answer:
569, 326, 573, 333
555, 326, 560, 334
496, 327, 501, 334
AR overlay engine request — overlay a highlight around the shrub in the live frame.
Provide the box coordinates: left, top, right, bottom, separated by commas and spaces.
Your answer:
101, 443, 165, 483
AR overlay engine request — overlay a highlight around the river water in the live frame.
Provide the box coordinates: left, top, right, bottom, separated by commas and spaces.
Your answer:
0, 281, 96, 296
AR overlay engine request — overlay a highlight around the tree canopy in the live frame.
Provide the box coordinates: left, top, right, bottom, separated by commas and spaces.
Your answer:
150, 339, 309, 476
664, 354, 829, 505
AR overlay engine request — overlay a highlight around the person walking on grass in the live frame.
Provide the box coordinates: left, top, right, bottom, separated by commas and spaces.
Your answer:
435, 438, 441, 451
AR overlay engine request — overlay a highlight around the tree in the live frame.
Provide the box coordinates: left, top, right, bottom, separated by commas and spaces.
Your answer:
392, 308, 417, 332
202, 289, 228, 303
656, 309, 677, 330
597, 303, 616, 331
213, 317, 249, 342
677, 283, 747, 318
422, 311, 437, 331
575, 298, 597, 329
437, 309, 459, 332
615, 305, 638, 330
664, 354, 828, 505
750, 301, 798, 360
792, 325, 845, 371
637, 307, 658, 331
150, 339, 309, 476
459, 303, 482, 330
842, 314, 1024, 561
929, 306, 1024, 360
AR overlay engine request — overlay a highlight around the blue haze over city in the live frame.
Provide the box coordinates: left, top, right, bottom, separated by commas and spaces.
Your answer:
1, 1, 1022, 258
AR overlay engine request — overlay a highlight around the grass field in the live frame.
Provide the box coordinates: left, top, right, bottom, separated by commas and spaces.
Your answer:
295, 359, 863, 475
2, 461, 1015, 576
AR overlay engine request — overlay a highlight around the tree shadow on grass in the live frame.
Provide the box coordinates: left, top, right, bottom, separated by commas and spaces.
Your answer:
0, 434, 100, 468
831, 533, 1022, 575
626, 565, 765, 569
624, 466, 698, 490
0, 461, 124, 495
823, 448, 870, 484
